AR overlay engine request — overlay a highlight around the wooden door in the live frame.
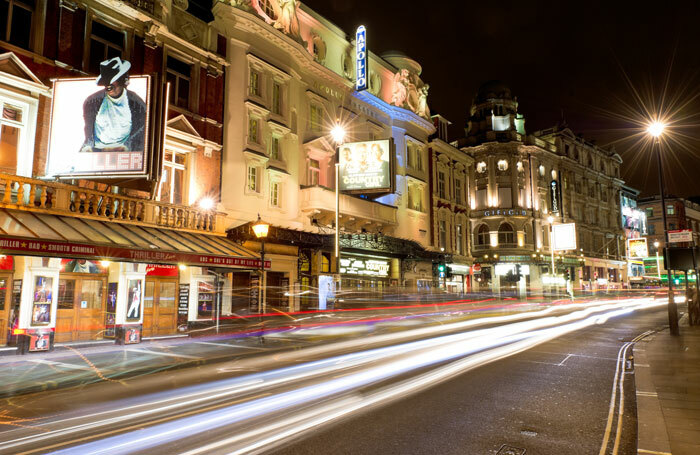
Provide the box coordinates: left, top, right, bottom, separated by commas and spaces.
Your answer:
76, 279, 105, 340
56, 278, 77, 343
143, 280, 156, 338
155, 281, 177, 336
0, 274, 11, 345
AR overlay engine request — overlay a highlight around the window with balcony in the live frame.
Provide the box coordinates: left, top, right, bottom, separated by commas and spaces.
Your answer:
88, 21, 124, 75
439, 220, 447, 250
438, 171, 446, 199
498, 223, 515, 245
308, 159, 320, 185
166, 56, 191, 109
1, 0, 33, 50
476, 224, 489, 245
158, 150, 186, 205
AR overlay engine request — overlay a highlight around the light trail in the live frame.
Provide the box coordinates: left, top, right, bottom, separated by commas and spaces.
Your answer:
20, 297, 665, 455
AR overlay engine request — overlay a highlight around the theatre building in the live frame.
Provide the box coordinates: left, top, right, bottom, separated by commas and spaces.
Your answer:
0, 0, 259, 353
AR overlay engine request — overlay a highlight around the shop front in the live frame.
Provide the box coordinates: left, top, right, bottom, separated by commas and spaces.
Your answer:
340, 253, 395, 298
0, 209, 266, 353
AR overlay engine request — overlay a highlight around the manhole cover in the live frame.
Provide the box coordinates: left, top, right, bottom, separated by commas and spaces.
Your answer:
497, 445, 526, 455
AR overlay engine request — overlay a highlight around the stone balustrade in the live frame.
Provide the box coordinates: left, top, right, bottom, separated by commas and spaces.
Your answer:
0, 173, 223, 234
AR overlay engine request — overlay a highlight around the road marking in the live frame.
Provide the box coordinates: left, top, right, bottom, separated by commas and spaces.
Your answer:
636, 391, 658, 397
27, 359, 96, 371
634, 364, 650, 367
638, 450, 672, 455
127, 348, 200, 359
557, 353, 573, 366
194, 341, 265, 350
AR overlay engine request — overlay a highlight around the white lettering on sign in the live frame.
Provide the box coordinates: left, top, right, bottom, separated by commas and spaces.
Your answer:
355, 26, 367, 91
668, 229, 693, 243
340, 256, 390, 277
483, 209, 528, 217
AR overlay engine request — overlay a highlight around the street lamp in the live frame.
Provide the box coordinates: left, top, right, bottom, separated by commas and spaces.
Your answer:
654, 240, 661, 281
647, 120, 679, 335
331, 122, 346, 284
252, 214, 269, 313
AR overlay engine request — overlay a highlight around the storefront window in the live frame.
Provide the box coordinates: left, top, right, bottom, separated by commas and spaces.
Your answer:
58, 279, 75, 309
321, 253, 330, 273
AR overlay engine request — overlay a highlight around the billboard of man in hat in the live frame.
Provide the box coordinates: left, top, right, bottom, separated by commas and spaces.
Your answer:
80, 57, 147, 154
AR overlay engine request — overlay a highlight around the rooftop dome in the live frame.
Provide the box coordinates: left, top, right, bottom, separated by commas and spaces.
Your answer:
475, 80, 512, 103
381, 50, 422, 75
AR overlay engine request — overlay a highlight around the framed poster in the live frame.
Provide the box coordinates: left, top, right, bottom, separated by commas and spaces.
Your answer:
126, 279, 142, 321
124, 326, 141, 344
338, 139, 394, 194
31, 276, 53, 326
29, 331, 51, 351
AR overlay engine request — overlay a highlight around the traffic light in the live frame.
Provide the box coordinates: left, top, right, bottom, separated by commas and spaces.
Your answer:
446, 266, 453, 279
515, 264, 522, 280
438, 263, 446, 273
565, 268, 571, 281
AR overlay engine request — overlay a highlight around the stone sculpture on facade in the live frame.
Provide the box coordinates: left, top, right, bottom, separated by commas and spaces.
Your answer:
390, 68, 431, 120
273, 0, 302, 41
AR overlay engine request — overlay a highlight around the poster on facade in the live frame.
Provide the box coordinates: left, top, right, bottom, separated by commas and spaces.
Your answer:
31, 276, 53, 325
318, 275, 336, 310
46, 57, 152, 178
627, 238, 649, 258
61, 259, 105, 274
126, 279, 142, 322
338, 139, 394, 193
29, 331, 51, 351
105, 282, 118, 338
552, 223, 577, 251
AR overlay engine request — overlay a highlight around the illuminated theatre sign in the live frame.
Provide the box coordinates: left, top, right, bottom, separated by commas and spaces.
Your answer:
338, 139, 394, 193
355, 25, 367, 91
46, 57, 153, 178
340, 256, 390, 278
483, 209, 528, 217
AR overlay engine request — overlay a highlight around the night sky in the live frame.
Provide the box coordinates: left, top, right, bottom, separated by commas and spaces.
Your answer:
303, 0, 700, 198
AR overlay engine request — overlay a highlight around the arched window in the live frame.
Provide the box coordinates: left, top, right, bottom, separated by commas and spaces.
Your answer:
476, 224, 490, 245
498, 223, 515, 245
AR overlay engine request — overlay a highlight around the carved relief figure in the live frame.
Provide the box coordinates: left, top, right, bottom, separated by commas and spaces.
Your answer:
273, 0, 301, 41
417, 84, 430, 118
390, 69, 430, 119
391, 69, 409, 107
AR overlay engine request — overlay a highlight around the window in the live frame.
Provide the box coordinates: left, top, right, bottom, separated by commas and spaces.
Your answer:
646, 207, 654, 218
259, 0, 277, 19
538, 165, 545, 177
310, 104, 323, 132
477, 224, 490, 245
247, 166, 258, 192
272, 82, 282, 115
497, 159, 508, 171
270, 181, 280, 207
248, 117, 259, 143
0, 102, 23, 173
166, 56, 191, 109
406, 142, 421, 170
270, 136, 281, 160
249, 70, 260, 97
455, 179, 462, 205
415, 147, 423, 171
456, 223, 463, 255
476, 162, 486, 173
648, 224, 655, 235
498, 223, 515, 245
158, 151, 186, 205
408, 184, 423, 211
669, 222, 676, 230
439, 220, 447, 250
321, 253, 330, 273
666, 204, 675, 215
438, 171, 446, 199
516, 161, 524, 173
2, 0, 33, 50
88, 21, 124, 75
308, 159, 320, 185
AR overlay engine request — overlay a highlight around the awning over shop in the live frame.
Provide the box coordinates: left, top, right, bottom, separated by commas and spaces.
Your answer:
0, 209, 269, 269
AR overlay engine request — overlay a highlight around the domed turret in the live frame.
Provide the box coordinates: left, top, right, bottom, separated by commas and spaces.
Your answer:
475, 80, 513, 104
465, 80, 525, 145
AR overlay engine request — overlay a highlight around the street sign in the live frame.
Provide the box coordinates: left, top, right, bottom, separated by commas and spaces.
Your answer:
552, 223, 577, 251
472, 263, 481, 272
668, 229, 692, 243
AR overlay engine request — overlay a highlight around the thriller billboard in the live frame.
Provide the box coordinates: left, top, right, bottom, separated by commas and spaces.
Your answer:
338, 139, 394, 193
46, 57, 153, 178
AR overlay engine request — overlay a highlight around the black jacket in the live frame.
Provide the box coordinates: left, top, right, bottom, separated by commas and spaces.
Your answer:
81, 89, 147, 152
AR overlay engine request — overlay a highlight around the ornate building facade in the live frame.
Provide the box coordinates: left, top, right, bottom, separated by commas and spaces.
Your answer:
457, 81, 626, 293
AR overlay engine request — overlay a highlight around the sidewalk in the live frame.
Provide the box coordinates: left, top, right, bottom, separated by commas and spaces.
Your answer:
634, 315, 700, 455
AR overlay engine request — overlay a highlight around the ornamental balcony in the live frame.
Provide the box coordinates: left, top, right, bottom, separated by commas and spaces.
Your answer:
0, 173, 224, 234
299, 185, 397, 234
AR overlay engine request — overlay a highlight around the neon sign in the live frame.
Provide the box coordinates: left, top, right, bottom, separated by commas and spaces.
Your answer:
355, 25, 367, 91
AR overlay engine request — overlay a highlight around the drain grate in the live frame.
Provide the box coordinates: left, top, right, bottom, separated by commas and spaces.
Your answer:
496, 444, 526, 455
520, 429, 538, 437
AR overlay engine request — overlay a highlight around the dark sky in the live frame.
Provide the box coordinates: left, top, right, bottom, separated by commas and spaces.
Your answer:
303, 0, 700, 197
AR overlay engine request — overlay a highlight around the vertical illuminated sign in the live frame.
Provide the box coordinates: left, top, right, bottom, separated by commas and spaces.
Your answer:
355, 25, 367, 91
550, 179, 559, 214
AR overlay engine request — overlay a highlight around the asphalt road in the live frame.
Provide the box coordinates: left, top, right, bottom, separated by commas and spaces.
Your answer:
274, 308, 668, 455
0, 296, 669, 455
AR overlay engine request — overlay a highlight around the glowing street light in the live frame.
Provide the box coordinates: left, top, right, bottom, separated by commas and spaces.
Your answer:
330, 124, 346, 144
331, 122, 346, 288
647, 119, 678, 335
252, 214, 270, 313
199, 197, 215, 211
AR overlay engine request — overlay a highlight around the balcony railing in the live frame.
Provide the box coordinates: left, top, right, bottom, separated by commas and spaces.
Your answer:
0, 173, 223, 234
123, 0, 155, 15
300, 185, 397, 226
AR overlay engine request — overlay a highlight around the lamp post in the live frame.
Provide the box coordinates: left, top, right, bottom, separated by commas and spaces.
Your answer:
252, 214, 269, 314
654, 240, 661, 281
648, 121, 679, 335
548, 215, 555, 278
330, 123, 346, 285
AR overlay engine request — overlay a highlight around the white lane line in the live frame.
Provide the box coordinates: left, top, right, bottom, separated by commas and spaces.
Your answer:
128, 348, 201, 359
557, 353, 574, 366
27, 359, 97, 371
636, 391, 658, 397
194, 341, 265, 350
638, 449, 672, 454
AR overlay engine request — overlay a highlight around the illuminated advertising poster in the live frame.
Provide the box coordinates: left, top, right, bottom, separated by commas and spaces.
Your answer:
627, 238, 649, 258
552, 223, 577, 251
126, 279, 142, 322
31, 276, 53, 326
47, 57, 151, 178
340, 256, 390, 277
338, 139, 393, 193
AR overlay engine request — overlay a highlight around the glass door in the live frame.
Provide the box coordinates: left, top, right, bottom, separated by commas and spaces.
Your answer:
0, 274, 9, 345
143, 281, 156, 338
76, 279, 105, 340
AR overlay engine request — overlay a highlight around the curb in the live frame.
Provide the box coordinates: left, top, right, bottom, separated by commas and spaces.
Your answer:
633, 330, 673, 455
